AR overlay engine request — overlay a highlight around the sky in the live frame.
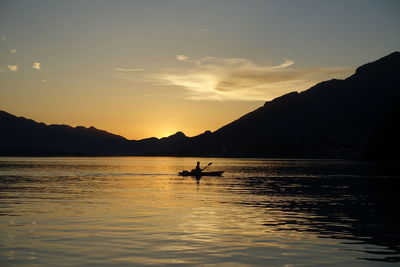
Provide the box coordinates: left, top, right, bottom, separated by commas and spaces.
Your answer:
1, 0, 399, 139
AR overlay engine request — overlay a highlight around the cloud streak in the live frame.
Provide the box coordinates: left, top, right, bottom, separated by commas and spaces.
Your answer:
176, 54, 188, 61
8, 65, 18, 72
32, 62, 41, 70
114, 55, 351, 101
114, 67, 145, 72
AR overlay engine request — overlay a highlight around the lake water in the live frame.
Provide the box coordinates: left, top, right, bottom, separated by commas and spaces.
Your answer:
1, 157, 399, 266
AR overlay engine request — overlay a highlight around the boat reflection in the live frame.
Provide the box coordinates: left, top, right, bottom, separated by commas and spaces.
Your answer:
192, 176, 201, 185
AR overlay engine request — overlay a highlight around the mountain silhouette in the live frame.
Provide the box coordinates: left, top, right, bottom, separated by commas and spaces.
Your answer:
1, 52, 399, 158
0, 110, 131, 156
195, 51, 400, 158
362, 95, 400, 160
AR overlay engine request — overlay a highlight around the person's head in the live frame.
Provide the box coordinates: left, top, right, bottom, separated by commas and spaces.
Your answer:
196, 161, 200, 166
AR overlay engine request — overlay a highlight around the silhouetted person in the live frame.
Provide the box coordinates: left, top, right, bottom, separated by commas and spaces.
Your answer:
191, 161, 213, 178
192, 161, 202, 178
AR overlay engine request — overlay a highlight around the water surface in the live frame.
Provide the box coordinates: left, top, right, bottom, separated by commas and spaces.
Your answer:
1, 157, 399, 266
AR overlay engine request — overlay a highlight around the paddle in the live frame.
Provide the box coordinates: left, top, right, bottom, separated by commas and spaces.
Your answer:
201, 162, 212, 171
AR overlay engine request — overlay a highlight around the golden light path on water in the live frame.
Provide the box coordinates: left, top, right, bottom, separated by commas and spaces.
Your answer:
1, 157, 399, 266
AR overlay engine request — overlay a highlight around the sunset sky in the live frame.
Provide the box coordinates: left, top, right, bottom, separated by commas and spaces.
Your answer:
1, 0, 399, 139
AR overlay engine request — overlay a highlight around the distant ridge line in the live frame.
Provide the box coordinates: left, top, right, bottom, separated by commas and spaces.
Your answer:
1, 51, 399, 159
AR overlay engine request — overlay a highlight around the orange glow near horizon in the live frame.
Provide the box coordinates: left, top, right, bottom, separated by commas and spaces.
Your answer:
157, 129, 179, 139
1, 98, 262, 140
1, 1, 397, 141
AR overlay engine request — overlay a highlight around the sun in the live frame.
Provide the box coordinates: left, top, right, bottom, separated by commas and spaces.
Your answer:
157, 129, 177, 138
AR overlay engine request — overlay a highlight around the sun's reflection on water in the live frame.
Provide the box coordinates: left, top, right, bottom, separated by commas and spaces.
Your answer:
0, 157, 399, 265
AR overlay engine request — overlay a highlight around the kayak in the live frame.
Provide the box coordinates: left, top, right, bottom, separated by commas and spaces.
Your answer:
178, 171, 224, 177
178, 170, 224, 177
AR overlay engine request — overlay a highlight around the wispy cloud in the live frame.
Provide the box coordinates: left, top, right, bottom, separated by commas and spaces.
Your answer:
8, 65, 18, 72
1, 35, 6, 41
32, 62, 41, 71
114, 67, 146, 72
176, 54, 188, 61
9, 49, 16, 54
114, 55, 351, 101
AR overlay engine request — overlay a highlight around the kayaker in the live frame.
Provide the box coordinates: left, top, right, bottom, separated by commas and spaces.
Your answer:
193, 161, 202, 176
190, 161, 213, 177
